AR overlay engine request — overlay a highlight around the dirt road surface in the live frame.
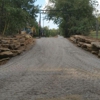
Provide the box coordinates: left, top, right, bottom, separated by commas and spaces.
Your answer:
0, 36, 100, 100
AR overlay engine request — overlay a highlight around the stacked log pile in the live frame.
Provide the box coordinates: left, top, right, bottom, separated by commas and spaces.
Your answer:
0, 33, 34, 65
70, 35, 100, 58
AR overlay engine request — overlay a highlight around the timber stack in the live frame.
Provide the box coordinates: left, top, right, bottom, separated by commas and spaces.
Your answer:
70, 35, 100, 58
0, 33, 34, 65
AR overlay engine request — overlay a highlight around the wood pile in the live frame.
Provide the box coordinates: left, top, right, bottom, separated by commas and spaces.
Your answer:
0, 33, 34, 65
70, 35, 100, 58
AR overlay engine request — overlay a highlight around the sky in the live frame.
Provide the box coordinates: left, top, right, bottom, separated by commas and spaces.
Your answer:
97, 0, 100, 10
35, 0, 100, 29
35, 0, 58, 29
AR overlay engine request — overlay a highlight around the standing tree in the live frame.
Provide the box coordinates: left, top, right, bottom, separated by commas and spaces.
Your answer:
0, 0, 39, 35
46, 0, 98, 37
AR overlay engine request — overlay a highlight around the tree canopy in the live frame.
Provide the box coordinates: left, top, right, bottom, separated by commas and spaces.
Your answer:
0, 0, 39, 35
42, 26, 58, 37
46, 0, 98, 37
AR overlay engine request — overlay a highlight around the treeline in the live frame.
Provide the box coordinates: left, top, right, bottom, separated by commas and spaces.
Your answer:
42, 26, 59, 37
0, 0, 99, 37
0, 0, 39, 35
46, 0, 99, 37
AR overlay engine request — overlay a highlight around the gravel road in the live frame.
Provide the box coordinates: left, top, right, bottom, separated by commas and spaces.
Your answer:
0, 36, 100, 100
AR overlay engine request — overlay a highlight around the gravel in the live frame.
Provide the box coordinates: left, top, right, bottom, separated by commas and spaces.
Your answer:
0, 36, 100, 100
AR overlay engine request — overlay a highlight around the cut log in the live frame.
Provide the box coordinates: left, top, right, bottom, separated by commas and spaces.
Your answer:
9, 43, 20, 50
70, 37, 76, 43
18, 46, 25, 52
0, 51, 13, 58
14, 43, 21, 49
91, 51, 98, 55
98, 50, 100, 58
78, 42, 84, 47
24, 34, 32, 39
20, 43, 25, 46
0, 40, 10, 44
0, 58, 10, 62
19, 38, 26, 43
13, 35, 23, 39
77, 43, 81, 47
85, 39, 95, 44
0, 47, 10, 52
10, 40, 18, 43
91, 42, 100, 49
0, 33, 34, 65
70, 35, 100, 58
0, 58, 10, 65
74, 35, 85, 42
78, 42, 89, 48
11, 50, 23, 56
87, 47, 93, 51
84, 43, 92, 48
84, 43, 92, 51
3, 38, 17, 40
81, 44, 87, 48
11, 50, 22, 55
1, 44, 9, 48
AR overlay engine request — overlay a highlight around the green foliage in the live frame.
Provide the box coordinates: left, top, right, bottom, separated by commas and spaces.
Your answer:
42, 26, 58, 37
0, 0, 39, 35
46, 0, 98, 37
89, 31, 100, 38
42, 26, 49, 37
97, 16, 100, 30
49, 28, 59, 36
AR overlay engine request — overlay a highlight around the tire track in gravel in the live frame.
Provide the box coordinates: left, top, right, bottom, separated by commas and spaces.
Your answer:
0, 36, 100, 100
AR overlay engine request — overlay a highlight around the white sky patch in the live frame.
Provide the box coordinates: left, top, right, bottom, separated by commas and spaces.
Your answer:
42, 0, 54, 10
96, 0, 100, 11
40, 0, 58, 29
45, 0, 49, 4
93, 0, 100, 17
42, 0, 49, 9
98, 0, 100, 8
